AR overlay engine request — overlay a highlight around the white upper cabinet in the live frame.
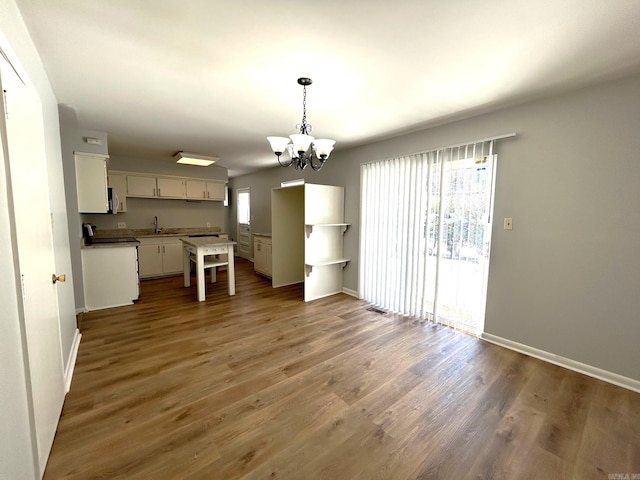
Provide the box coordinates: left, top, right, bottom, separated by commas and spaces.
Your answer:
185, 180, 225, 201
127, 174, 157, 197
185, 180, 207, 199
157, 177, 185, 198
206, 181, 226, 201
75, 152, 109, 213
117, 171, 226, 201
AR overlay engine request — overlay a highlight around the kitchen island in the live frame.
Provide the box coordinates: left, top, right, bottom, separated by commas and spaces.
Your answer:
181, 237, 237, 301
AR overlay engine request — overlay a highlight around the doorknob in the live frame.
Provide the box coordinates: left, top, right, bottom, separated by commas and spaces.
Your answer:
52, 274, 66, 284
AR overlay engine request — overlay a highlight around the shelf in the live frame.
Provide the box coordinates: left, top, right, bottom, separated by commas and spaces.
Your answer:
189, 255, 228, 269
304, 258, 350, 276
305, 223, 350, 238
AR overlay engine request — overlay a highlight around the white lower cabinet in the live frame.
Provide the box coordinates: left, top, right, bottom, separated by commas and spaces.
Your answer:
138, 237, 184, 278
162, 240, 184, 273
138, 239, 163, 277
82, 245, 139, 311
254, 235, 272, 278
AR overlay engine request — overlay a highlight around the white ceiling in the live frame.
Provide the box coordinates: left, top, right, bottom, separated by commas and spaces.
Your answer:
15, 0, 640, 177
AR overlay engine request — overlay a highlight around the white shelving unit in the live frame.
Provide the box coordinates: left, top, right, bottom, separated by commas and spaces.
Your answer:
272, 183, 349, 302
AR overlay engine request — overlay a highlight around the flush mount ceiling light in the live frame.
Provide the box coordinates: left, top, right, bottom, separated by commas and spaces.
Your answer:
174, 152, 219, 167
267, 77, 336, 171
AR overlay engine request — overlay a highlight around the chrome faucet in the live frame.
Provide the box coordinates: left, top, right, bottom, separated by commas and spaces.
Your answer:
153, 216, 161, 234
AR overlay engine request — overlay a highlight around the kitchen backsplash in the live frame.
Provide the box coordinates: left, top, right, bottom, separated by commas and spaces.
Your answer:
93, 226, 223, 238
82, 196, 228, 233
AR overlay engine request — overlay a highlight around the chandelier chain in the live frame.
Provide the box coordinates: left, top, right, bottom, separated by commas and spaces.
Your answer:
298, 84, 312, 135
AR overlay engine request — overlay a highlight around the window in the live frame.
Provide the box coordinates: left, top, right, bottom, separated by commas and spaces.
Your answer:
237, 190, 250, 225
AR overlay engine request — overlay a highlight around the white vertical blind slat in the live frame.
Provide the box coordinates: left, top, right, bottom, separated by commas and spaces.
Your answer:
360, 141, 496, 334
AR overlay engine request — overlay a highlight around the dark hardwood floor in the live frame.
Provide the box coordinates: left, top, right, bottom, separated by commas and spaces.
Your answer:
44, 258, 640, 479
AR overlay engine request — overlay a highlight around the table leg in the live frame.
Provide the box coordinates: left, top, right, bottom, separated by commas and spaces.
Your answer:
227, 246, 235, 296
197, 250, 205, 301
183, 245, 190, 287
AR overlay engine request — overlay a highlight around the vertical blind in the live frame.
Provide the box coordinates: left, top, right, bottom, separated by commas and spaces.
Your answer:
359, 141, 496, 334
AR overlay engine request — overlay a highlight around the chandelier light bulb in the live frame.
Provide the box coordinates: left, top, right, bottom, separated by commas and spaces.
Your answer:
290, 134, 314, 155
313, 139, 336, 159
267, 136, 290, 156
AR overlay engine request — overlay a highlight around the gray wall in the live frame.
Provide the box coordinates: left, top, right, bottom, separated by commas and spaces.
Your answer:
230, 73, 640, 382
59, 125, 109, 310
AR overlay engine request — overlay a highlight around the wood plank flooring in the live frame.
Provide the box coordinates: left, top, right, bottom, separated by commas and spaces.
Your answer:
44, 258, 640, 479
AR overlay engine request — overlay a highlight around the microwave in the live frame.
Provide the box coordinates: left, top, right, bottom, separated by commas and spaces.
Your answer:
107, 188, 120, 214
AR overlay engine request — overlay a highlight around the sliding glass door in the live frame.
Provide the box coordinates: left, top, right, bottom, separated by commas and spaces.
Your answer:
360, 142, 496, 334
432, 153, 495, 332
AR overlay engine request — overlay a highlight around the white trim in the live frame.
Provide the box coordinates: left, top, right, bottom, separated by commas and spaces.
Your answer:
73, 151, 109, 159
272, 280, 303, 288
481, 333, 640, 393
75, 307, 86, 315
281, 179, 304, 187
64, 329, 81, 393
342, 287, 359, 298
306, 290, 343, 302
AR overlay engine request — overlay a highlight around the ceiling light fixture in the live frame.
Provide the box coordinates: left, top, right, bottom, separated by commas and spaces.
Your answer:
174, 152, 218, 167
267, 77, 336, 171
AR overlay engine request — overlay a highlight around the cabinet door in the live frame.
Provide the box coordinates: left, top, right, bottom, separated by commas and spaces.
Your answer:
107, 173, 127, 212
127, 175, 157, 197
254, 239, 267, 274
157, 178, 185, 198
75, 153, 108, 213
185, 180, 206, 199
265, 243, 272, 277
206, 182, 226, 201
82, 246, 138, 310
161, 240, 184, 274
138, 242, 163, 277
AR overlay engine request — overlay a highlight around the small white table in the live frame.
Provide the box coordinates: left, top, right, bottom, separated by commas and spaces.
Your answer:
181, 237, 237, 301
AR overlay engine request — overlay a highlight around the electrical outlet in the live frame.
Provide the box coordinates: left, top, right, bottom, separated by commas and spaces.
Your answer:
206, 222, 211, 228
503, 218, 513, 230
117, 222, 126, 229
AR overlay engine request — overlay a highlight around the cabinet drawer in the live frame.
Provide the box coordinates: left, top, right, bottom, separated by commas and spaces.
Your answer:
202, 246, 227, 255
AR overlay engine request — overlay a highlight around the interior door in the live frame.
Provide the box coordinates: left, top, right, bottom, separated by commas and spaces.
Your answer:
237, 187, 251, 259
1, 54, 65, 475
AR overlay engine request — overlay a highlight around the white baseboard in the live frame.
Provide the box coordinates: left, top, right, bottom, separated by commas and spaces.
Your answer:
272, 280, 304, 288
481, 333, 640, 393
64, 328, 81, 393
342, 287, 359, 298
75, 307, 87, 315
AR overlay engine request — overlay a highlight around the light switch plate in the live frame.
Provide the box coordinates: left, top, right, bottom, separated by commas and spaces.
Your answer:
503, 218, 513, 230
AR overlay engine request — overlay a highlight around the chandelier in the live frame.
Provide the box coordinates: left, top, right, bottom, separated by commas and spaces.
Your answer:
267, 77, 336, 171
